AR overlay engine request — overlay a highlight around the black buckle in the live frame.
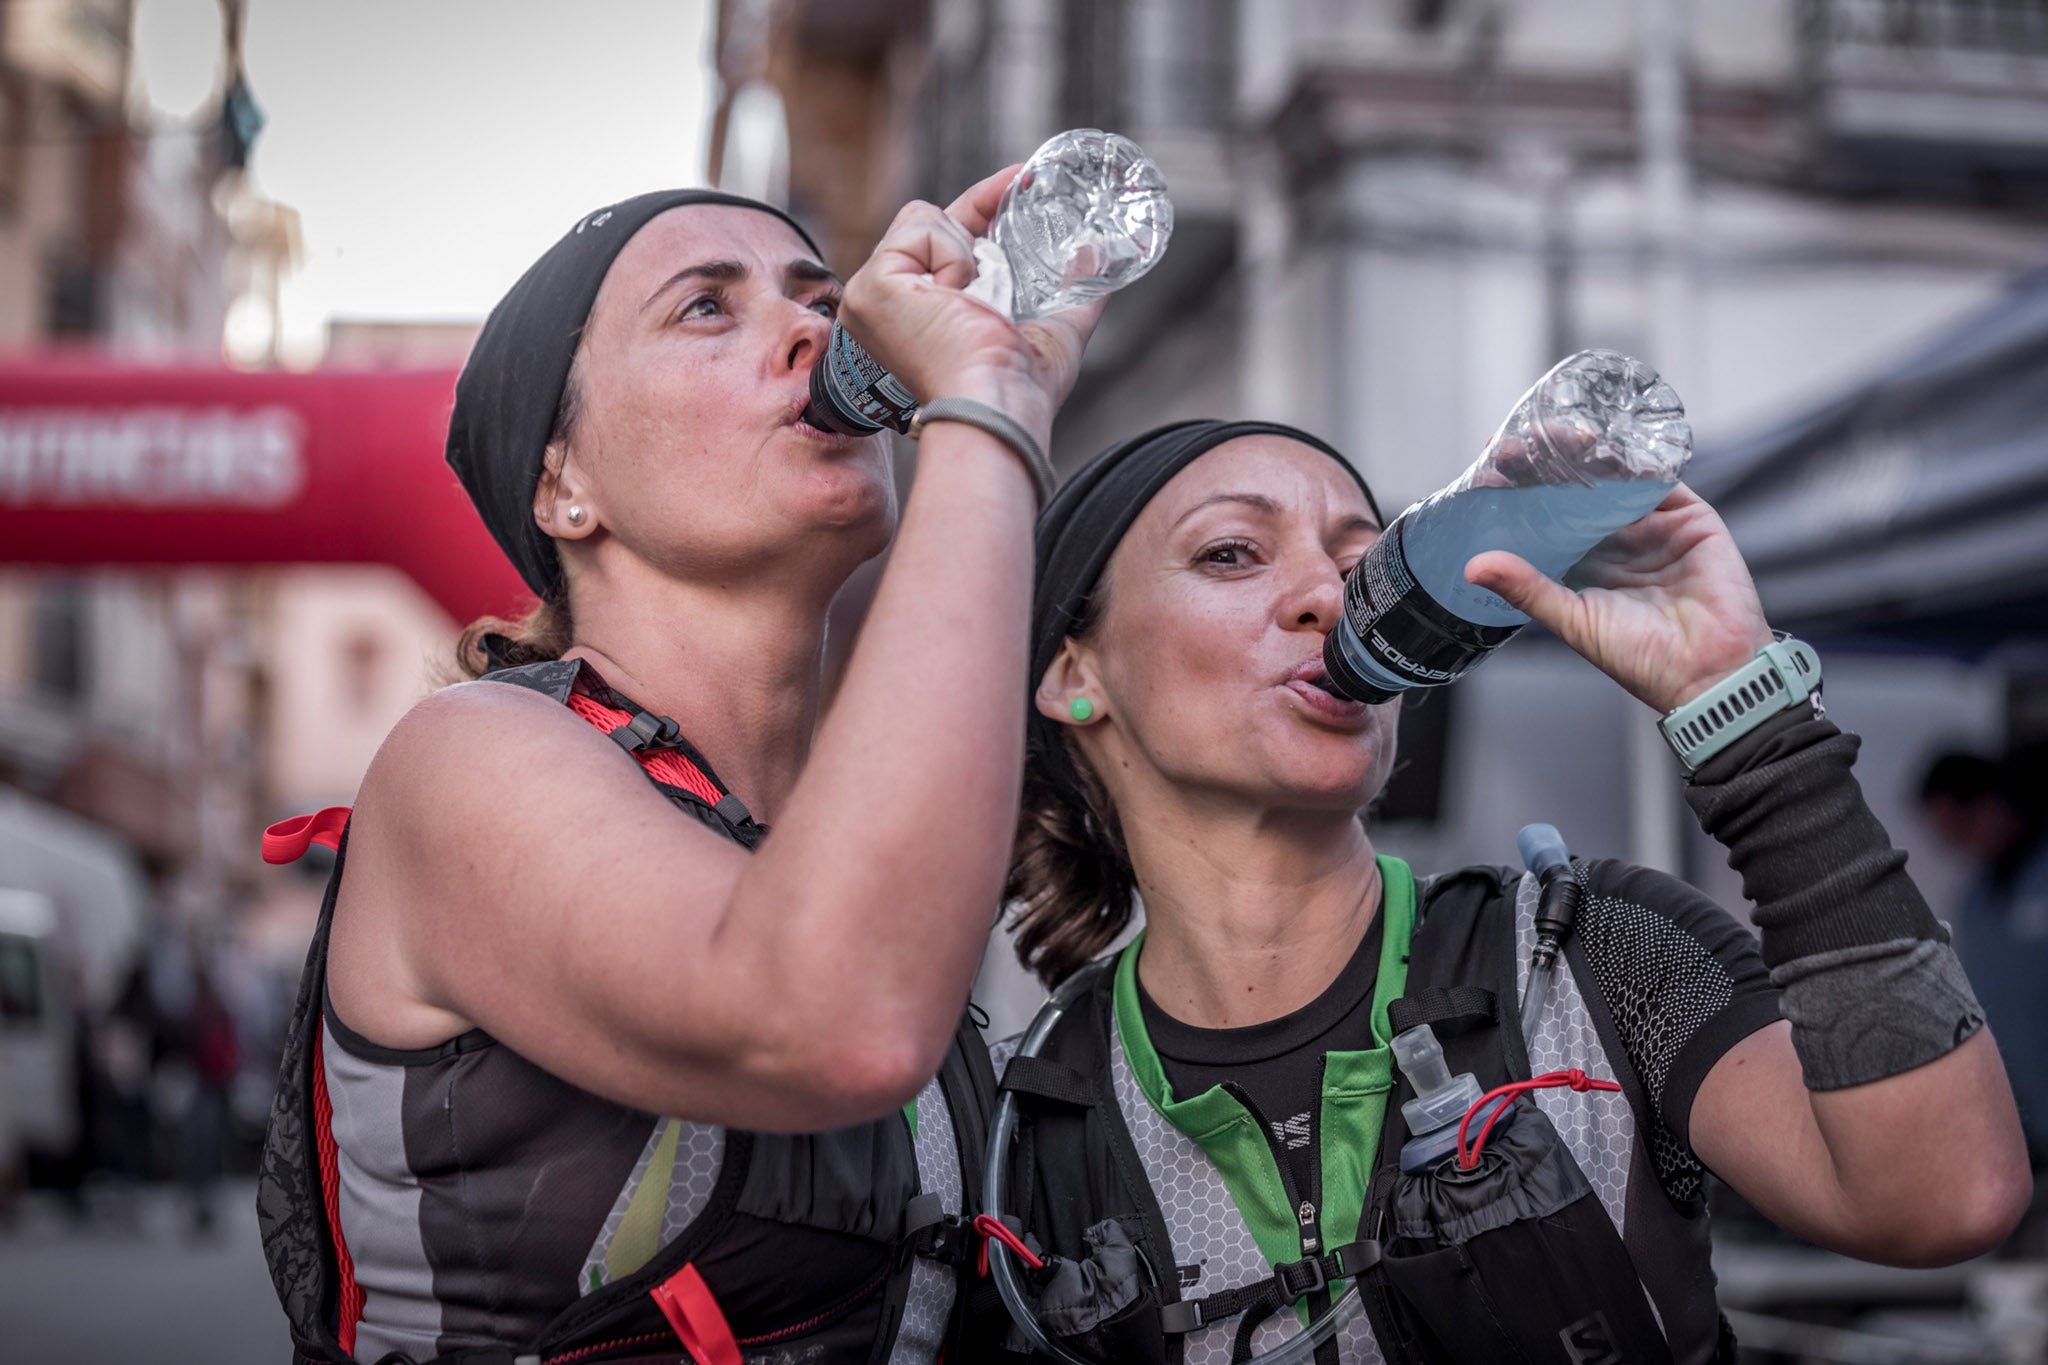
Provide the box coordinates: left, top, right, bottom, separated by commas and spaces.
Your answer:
610, 710, 680, 753
1274, 1254, 1328, 1300
903, 1199, 972, 1268
1158, 1300, 1204, 1334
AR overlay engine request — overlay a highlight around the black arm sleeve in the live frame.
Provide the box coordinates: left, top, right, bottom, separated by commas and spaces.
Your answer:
1682, 709, 1982, 1091
1683, 710, 1944, 967
1571, 859, 1783, 1147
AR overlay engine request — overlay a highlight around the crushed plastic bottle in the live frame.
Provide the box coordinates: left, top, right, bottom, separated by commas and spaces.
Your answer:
802, 128, 1173, 436
987, 127, 1173, 321
1322, 349, 1692, 703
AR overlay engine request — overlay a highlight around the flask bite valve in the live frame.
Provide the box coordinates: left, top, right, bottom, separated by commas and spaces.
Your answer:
1517, 822, 1582, 1042
1392, 1024, 1486, 1172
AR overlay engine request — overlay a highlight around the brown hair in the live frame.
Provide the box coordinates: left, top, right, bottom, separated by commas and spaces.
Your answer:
451, 360, 585, 680
1004, 589, 1139, 987
453, 597, 575, 680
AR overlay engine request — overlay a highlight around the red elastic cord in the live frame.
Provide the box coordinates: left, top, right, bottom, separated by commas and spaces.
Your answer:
310, 1018, 365, 1354
564, 693, 723, 806
649, 1263, 742, 1365
1455, 1068, 1622, 1169
973, 1213, 1044, 1278
261, 806, 352, 864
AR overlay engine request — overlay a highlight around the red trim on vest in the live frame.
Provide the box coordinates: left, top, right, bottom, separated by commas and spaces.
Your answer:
311, 1017, 366, 1355
563, 693, 723, 807
650, 1263, 742, 1365
262, 807, 352, 864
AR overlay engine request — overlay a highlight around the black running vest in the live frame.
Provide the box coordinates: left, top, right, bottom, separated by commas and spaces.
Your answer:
257, 658, 998, 1365
992, 861, 1734, 1365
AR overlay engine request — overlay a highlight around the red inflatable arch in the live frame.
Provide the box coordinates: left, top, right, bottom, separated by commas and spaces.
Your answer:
0, 357, 528, 624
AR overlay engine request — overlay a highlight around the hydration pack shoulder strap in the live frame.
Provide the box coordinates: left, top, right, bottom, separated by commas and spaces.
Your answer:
483, 655, 768, 847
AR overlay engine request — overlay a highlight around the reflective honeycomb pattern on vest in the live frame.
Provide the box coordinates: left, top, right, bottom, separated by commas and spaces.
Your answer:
1570, 876, 1732, 1204
1109, 1010, 1381, 1364
578, 1118, 727, 1291
1512, 872, 1634, 1236
890, 1074, 963, 1365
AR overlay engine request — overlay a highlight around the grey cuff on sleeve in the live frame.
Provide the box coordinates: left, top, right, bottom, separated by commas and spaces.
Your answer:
1770, 935, 1987, 1091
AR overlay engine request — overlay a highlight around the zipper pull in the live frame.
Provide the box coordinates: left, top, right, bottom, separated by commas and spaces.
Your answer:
1298, 1200, 1320, 1253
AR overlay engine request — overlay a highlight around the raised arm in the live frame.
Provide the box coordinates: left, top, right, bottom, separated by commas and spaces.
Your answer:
1467, 485, 2032, 1264
342, 169, 1104, 1133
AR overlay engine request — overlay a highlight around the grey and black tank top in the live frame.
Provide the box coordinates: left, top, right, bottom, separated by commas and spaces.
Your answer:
260, 656, 988, 1365
321, 976, 965, 1363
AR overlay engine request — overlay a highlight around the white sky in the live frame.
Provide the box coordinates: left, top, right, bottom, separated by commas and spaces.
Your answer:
238, 0, 717, 362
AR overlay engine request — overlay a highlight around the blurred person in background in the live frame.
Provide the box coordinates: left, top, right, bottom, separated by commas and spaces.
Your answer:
88, 952, 160, 1226
986, 422, 2032, 1364
258, 172, 1102, 1365
1920, 748, 2048, 1168
179, 956, 240, 1236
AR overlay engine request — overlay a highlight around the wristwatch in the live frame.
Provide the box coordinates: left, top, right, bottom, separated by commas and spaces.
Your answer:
1658, 635, 1823, 771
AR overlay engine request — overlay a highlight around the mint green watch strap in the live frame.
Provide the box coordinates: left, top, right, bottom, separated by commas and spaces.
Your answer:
1658, 636, 1823, 770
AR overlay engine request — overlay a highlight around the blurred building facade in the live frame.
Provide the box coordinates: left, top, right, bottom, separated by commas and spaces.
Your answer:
0, 4, 468, 1195
712, 0, 2048, 493
0, 0, 300, 989
710, 0, 2048, 999
2, 0, 209, 898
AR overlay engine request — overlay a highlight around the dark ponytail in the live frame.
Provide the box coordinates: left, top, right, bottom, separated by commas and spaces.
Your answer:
452, 596, 574, 680
1006, 735, 1137, 988
1005, 587, 1140, 986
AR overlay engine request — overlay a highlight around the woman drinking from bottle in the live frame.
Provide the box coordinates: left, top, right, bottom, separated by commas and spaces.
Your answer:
985, 420, 2029, 1365
257, 172, 1099, 1365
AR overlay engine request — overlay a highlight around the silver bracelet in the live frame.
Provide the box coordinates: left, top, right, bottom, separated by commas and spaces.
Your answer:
907, 396, 1055, 506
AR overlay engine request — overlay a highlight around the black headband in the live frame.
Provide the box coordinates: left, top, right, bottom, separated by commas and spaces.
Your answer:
1028, 419, 1384, 805
445, 190, 824, 602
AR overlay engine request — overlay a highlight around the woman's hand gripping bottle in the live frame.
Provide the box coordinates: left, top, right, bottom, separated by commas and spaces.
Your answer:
801, 128, 1174, 436
1322, 350, 1692, 703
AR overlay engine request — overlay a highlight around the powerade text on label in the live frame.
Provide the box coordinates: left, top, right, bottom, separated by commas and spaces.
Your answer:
1339, 519, 1521, 691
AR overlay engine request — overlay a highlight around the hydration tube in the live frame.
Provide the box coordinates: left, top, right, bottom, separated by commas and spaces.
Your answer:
982, 971, 1366, 1365
982, 970, 1097, 1365
1515, 823, 1582, 1042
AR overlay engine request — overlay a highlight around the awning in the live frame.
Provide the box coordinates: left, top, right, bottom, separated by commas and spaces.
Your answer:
1694, 267, 2048, 656
0, 358, 527, 624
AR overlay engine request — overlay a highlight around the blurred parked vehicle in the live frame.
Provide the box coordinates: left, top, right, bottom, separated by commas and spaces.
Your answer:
0, 889, 76, 1190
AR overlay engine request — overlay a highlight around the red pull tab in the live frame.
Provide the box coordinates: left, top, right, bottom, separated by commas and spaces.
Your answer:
650, 1263, 741, 1365
262, 807, 352, 864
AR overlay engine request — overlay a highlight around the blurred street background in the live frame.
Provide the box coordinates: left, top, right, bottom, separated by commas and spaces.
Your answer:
3, 1, 2048, 1361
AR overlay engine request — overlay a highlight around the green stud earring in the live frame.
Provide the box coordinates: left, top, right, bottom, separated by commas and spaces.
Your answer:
1069, 696, 1094, 723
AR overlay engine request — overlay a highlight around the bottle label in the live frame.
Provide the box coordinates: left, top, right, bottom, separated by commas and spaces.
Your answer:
818, 324, 918, 434
1342, 519, 1522, 688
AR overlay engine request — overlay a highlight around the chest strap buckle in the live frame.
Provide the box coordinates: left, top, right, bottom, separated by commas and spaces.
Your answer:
1156, 1240, 1382, 1336
1275, 1255, 1327, 1299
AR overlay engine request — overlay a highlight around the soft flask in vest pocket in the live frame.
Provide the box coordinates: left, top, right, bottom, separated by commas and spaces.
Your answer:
1373, 1101, 1672, 1365
1021, 1217, 1171, 1361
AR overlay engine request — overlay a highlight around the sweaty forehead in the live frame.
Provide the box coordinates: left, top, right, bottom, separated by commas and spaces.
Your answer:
589, 203, 825, 324
1135, 436, 1379, 540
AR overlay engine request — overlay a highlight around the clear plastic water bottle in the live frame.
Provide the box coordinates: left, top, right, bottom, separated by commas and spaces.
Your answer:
802, 129, 1173, 435
988, 127, 1173, 320
1321, 350, 1692, 703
